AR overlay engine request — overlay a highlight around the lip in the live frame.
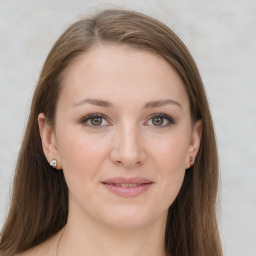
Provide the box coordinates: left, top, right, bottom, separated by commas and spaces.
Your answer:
102, 177, 153, 198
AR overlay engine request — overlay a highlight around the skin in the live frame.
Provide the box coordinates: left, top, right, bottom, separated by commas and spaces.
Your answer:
33, 45, 202, 256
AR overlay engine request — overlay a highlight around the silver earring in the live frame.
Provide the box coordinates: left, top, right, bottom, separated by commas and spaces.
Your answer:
50, 160, 57, 168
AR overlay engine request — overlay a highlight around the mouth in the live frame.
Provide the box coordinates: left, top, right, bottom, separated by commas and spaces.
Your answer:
101, 177, 153, 197
103, 183, 150, 188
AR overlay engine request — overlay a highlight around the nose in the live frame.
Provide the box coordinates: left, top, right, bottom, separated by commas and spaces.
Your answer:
110, 124, 147, 168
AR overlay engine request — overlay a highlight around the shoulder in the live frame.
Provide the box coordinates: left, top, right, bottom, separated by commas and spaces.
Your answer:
15, 230, 62, 256
14, 245, 50, 256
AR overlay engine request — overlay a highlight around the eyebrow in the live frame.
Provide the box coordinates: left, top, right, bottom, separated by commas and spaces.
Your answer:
72, 98, 182, 109
144, 99, 182, 109
73, 98, 113, 108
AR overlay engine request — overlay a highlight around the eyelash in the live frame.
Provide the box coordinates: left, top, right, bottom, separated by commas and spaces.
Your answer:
80, 113, 175, 128
146, 113, 175, 128
80, 113, 110, 129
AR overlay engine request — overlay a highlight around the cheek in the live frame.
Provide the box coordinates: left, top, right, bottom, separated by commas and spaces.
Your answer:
56, 129, 110, 185
148, 132, 189, 204
157, 140, 187, 185
151, 132, 189, 173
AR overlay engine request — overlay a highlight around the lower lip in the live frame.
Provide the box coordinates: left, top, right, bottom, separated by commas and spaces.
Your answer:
102, 183, 153, 197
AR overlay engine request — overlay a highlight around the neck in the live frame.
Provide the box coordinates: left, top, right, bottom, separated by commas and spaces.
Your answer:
58, 211, 168, 256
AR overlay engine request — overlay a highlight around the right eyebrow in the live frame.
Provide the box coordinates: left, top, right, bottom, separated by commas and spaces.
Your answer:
72, 98, 113, 108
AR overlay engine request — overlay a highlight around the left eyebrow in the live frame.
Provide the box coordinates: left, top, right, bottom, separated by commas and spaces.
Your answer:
144, 99, 182, 109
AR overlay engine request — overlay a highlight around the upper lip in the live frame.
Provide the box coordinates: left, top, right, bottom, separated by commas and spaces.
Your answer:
102, 177, 153, 184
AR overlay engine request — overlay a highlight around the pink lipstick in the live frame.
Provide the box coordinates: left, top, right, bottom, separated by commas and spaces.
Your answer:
102, 177, 153, 197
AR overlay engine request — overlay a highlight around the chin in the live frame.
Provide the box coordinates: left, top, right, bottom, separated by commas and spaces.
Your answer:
97, 205, 164, 231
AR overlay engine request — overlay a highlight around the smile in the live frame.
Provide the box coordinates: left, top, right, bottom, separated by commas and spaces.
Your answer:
102, 177, 153, 197
108, 183, 145, 187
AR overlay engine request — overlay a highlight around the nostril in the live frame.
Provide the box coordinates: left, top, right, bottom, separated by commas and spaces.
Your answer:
113, 158, 143, 168
109, 135, 147, 167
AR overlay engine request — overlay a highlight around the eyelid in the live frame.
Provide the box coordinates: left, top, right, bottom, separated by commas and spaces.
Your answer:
144, 113, 175, 128
80, 112, 175, 128
80, 113, 112, 128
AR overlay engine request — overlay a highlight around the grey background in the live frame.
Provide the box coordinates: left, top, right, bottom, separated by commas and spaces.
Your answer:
0, 1, 255, 255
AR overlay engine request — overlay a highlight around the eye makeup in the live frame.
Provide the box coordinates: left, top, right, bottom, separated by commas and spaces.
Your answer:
80, 112, 175, 129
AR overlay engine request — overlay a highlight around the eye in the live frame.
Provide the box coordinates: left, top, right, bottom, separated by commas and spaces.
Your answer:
81, 113, 111, 128
145, 114, 175, 128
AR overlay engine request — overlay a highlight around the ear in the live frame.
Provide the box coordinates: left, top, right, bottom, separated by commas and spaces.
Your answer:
38, 113, 62, 170
185, 119, 202, 169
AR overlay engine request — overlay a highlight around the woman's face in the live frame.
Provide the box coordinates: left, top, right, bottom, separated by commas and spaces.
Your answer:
40, 45, 201, 230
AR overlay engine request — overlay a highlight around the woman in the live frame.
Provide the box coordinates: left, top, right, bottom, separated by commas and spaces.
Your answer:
0, 9, 223, 256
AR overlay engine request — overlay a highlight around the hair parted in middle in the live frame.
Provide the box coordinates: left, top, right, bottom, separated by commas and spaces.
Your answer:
0, 9, 222, 256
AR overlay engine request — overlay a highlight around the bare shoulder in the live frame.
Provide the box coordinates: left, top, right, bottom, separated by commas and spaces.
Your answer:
14, 230, 62, 256
15, 244, 50, 256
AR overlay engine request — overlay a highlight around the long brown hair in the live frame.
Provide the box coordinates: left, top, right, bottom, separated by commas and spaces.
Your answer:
0, 9, 222, 256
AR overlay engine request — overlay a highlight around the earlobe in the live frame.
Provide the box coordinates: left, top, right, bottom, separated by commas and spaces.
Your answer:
38, 113, 62, 169
186, 119, 202, 169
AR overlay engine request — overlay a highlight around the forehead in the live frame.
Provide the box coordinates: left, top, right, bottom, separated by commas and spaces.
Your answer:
59, 45, 189, 110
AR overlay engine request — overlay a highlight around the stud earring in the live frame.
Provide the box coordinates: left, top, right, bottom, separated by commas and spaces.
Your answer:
50, 160, 57, 168
189, 156, 194, 166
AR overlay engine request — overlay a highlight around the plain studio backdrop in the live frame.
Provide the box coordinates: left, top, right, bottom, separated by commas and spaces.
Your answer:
0, 1, 255, 255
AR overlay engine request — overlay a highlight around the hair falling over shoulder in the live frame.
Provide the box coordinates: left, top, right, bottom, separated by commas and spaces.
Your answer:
0, 9, 223, 256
